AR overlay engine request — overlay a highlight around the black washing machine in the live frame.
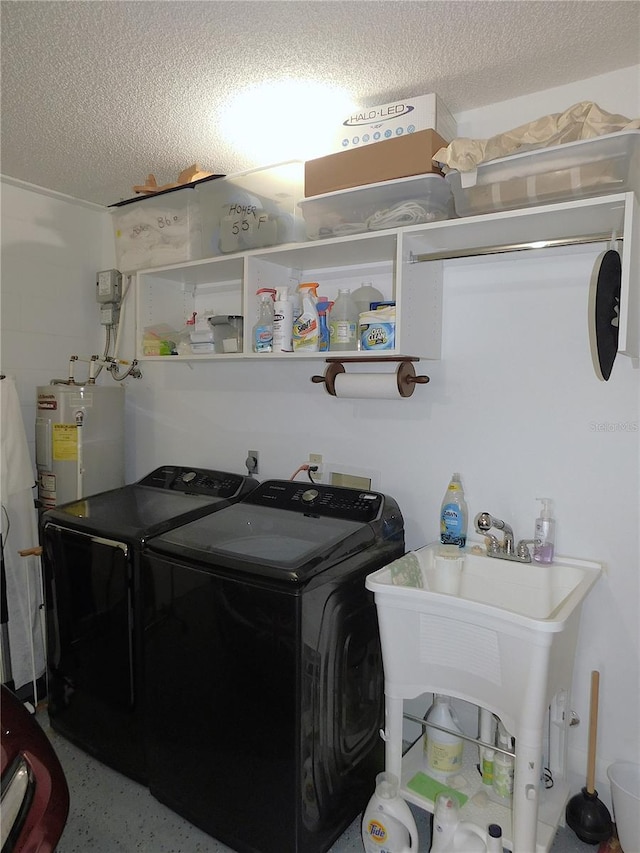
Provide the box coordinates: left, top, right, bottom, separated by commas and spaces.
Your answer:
40, 465, 258, 784
142, 479, 405, 853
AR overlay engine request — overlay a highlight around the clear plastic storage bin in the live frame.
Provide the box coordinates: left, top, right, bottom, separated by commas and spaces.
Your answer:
298, 174, 454, 240
110, 185, 203, 272
446, 130, 640, 217
197, 161, 305, 256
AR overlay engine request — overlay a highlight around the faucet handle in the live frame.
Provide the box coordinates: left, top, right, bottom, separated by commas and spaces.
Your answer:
515, 539, 538, 561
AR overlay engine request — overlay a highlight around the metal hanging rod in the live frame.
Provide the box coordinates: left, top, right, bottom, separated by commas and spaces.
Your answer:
409, 232, 621, 263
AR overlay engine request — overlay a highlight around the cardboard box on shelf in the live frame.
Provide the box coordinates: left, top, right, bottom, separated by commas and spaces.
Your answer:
305, 129, 448, 197
334, 93, 457, 151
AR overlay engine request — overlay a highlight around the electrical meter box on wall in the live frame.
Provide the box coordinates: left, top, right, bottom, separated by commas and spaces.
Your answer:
196, 161, 306, 256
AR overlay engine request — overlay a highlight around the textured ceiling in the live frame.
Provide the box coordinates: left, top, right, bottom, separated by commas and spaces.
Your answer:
1, 0, 639, 207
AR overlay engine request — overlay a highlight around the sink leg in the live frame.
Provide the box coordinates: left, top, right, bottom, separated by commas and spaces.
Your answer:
384, 694, 405, 781
512, 737, 543, 852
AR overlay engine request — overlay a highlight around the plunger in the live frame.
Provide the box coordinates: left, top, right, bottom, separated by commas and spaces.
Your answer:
566, 671, 613, 844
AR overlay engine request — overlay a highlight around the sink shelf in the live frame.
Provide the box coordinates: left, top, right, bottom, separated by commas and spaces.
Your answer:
399, 737, 569, 853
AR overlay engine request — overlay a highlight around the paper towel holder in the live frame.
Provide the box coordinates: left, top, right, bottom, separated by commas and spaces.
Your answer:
311, 355, 429, 398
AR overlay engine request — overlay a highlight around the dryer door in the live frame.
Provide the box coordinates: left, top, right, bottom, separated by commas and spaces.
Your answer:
41, 524, 145, 782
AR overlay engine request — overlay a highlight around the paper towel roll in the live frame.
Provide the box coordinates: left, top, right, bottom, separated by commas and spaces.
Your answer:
333, 373, 402, 399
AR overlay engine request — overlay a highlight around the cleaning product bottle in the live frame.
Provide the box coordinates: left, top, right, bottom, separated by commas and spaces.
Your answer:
290, 283, 302, 324
492, 720, 515, 801
329, 288, 358, 351
533, 497, 555, 563
297, 281, 319, 303
423, 694, 464, 782
440, 473, 468, 548
478, 707, 496, 788
361, 772, 419, 853
430, 793, 460, 852
293, 282, 319, 351
430, 793, 489, 852
351, 280, 384, 320
176, 312, 197, 355
486, 824, 504, 853
252, 288, 276, 352
273, 287, 293, 352
316, 299, 332, 352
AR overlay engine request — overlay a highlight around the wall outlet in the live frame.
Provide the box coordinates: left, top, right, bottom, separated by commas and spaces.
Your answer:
308, 453, 323, 483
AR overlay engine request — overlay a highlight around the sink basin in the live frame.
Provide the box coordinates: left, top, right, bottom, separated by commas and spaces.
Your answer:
378, 542, 602, 627
365, 541, 603, 731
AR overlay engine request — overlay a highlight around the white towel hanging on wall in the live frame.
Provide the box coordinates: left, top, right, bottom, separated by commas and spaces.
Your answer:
0, 375, 46, 693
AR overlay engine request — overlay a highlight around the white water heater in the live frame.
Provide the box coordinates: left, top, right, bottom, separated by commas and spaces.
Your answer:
36, 384, 125, 509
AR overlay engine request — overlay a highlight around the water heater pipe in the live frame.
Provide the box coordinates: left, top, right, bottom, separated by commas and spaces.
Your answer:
75, 409, 84, 499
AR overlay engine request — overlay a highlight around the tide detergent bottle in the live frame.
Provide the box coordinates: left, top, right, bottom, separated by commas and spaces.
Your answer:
362, 772, 419, 853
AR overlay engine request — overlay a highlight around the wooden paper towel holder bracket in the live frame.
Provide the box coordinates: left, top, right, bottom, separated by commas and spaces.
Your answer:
311, 355, 429, 397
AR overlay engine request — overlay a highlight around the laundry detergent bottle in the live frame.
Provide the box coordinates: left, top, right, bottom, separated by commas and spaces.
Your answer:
362, 772, 419, 853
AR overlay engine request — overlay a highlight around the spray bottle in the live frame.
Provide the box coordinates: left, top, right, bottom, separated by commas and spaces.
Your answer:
176, 312, 197, 355
252, 288, 276, 352
431, 793, 501, 853
533, 497, 555, 563
316, 299, 332, 352
362, 772, 419, 853
293, 282, 319, 351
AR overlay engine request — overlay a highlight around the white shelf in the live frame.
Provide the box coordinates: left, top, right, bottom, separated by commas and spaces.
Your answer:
400, 738, 569, 853
135, 192, 638, 362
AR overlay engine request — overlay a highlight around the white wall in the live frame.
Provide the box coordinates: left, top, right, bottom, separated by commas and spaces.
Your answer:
0, 179, 115, 460
1, 67, 638, 803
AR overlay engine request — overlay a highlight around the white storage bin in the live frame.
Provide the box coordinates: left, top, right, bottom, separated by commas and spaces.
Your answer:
298, 174, 454, 240
197, 161, 305, 256
110, 185, 203, 272
446, 130, 640, 217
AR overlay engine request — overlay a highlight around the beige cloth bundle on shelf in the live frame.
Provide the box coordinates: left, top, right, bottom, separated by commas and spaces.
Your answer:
434, 101, 640, 173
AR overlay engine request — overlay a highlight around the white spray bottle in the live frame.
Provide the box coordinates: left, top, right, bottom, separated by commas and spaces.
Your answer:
430, 793, 493, 853
361, 772, 419, 853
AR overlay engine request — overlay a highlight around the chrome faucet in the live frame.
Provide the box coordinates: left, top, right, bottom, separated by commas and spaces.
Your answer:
474, 512, 534, 563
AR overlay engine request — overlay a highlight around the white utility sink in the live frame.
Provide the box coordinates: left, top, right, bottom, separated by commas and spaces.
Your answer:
366, 542, 604, 853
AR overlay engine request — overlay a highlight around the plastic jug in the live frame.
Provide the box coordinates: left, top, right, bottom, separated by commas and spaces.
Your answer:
361, 772, 419, 853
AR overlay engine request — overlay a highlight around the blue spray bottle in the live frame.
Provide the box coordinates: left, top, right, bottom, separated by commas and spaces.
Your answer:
316, 300, 332, 352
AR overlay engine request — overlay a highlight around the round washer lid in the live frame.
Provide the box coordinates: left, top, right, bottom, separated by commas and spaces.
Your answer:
588, 249, 621, 382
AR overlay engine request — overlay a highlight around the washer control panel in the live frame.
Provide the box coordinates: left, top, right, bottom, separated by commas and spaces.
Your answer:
138, 466, 255, 499
244, 479, 384, 522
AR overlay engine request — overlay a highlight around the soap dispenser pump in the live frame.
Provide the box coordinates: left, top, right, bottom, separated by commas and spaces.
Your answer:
534, 498, 555, 564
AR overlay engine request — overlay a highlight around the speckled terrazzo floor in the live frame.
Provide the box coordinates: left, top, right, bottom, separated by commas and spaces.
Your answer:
38, 707, 599, 853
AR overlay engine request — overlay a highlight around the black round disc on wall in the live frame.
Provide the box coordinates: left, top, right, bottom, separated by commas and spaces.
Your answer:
588, 249, 621, 381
